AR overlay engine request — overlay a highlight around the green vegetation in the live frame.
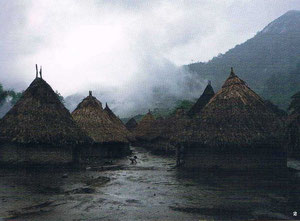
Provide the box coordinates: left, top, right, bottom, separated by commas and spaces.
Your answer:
186, 11, 300, 110
122, 99, 195, 123
0, 83, 9, 105
55, 90, 65, 104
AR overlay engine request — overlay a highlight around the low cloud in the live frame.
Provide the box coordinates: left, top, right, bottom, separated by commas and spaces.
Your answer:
0, 0, 299, 117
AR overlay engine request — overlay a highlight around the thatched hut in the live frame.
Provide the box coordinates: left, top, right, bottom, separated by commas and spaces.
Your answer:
174, 68, 286, 170
133, 108, 191, 154
0, 75, 92, 166
188, 81, 215, 117
72, 92, 130, 158
125, 118, 138, 132
133, 110, 156, 141
104, 103, 134, 141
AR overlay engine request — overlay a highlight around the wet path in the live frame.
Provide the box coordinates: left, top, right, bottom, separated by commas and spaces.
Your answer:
0, 146, 295, 220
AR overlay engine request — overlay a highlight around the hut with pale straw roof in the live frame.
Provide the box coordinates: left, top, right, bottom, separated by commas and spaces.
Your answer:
173, 68, 286, 170
72, 92, 131, 158
0, 66, 92, 166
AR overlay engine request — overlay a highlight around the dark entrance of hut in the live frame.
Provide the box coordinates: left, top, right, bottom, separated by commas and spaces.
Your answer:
0, 146, 297, 220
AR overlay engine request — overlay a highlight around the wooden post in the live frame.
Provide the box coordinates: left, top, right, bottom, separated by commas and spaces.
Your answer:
39, 66, 43, 79
35, 64, 38, 78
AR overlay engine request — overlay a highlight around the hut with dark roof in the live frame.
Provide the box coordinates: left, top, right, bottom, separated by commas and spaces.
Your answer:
188, 81, 215, 117
125, 118, 138, 132
0, 69, 92, 166
72, 92, 130, 158
174, 68, 286, 170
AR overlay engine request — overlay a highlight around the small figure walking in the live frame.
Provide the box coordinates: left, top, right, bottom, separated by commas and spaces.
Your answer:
129, 156, 137, 164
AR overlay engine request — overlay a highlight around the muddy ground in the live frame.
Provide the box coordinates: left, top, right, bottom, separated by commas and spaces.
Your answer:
0, 146, 299, 220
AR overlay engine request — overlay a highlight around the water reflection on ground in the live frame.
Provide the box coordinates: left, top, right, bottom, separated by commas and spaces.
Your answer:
0, 146, 298, 220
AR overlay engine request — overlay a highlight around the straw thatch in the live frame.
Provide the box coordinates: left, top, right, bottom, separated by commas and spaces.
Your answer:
188, 82, 215, 117
174, 68, 285, 149
0, 77, 92, 146
125, 118, 138, 132
133, 108, 191, 154
171, 68, 286, 169
133, 110, 156, 138
104, 103, 134, 141
72, 92, 129, 144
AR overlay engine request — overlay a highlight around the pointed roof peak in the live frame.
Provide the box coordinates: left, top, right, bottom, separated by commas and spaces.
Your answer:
222, 67, 246, 88
229, 67, 236, 78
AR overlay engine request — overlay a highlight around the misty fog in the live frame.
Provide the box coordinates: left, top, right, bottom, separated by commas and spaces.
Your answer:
0, 0, 299, 117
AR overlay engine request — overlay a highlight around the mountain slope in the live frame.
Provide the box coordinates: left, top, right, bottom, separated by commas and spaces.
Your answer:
185, 10, 300, 109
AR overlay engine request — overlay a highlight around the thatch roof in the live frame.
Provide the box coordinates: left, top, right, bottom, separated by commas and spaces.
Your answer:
188, 82, 215, 117
142, 108, 190, 142
133, 110, 156, 138
0, 77, 92, 146
125, 118, 138, 132
173, 68, 285, 149
104, 103, 134, 140
71, 92, 129, 144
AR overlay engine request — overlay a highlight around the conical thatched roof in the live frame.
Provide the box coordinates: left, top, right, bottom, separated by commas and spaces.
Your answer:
188, 82, 215, 117
133, 110, 156, 138
125, 118, 138, 132
0, 77, 92, 146
104, 103, 124, 126
173, 68, 284, 148
104, 103, 134, 140
71, 92, 129, 144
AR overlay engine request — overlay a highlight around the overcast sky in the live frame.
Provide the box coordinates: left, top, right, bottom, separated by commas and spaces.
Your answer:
0, 0, 299, 116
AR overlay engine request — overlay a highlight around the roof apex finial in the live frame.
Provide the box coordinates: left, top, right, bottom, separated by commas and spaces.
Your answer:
39, 66, 42, 79
230, 67, 236, 77
89, 91, 92, 96
106, 102, 108, 108
35, 64, 38, 78
208, 80, 211, 85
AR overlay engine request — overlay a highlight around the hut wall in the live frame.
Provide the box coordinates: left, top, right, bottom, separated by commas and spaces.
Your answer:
182, 145, 286, 170
0, 144, 75, 166
81, 143, 131, 159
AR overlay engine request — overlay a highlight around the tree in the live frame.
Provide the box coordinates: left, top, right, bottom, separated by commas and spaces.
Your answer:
8, 90, 23, 105
0, 83, 9, 106
55, 90, 65, 104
